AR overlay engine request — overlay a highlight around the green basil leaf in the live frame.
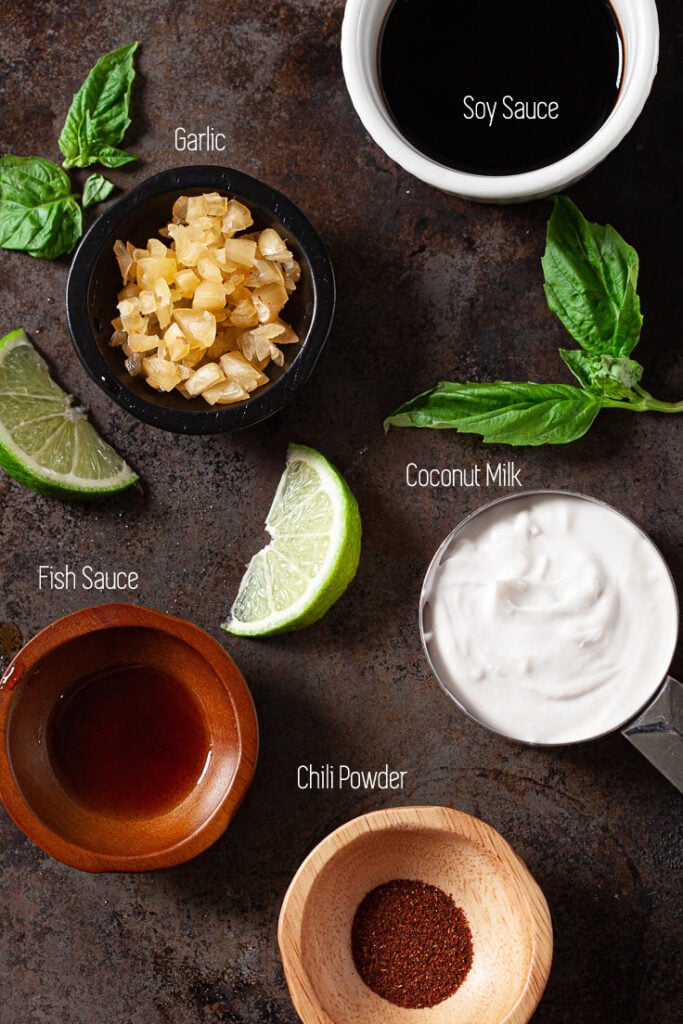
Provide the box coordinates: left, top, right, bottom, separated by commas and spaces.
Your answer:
82, 173, 115, 208
385, 381, 602, 445
95, 146, 138, 169
0, 155, 83, 259
559, 349, 595, 388
542, 195, 642, 357
59, 42, 139, 169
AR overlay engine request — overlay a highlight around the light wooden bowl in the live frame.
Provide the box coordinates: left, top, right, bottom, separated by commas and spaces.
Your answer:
279, 806, 552, 1024
0, 603, 258, 872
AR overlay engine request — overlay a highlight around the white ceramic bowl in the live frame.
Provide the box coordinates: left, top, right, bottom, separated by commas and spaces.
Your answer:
341, 0, 659, 203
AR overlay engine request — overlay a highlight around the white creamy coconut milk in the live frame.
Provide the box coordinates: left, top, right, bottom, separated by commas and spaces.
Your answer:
422, 493, 678, 744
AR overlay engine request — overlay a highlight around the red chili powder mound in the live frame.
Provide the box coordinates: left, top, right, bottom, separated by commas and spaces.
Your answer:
351, 878, 473, 1009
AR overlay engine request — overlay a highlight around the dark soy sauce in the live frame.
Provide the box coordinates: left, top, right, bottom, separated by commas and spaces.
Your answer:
379, 0, 623, 175
49, 664, 211, 818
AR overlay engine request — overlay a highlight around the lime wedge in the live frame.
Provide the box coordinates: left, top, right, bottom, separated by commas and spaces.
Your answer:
0, 329, 138, 499
223, 443, 362, 635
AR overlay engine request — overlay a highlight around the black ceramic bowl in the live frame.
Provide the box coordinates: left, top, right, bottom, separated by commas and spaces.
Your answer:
66, 166, 335, 434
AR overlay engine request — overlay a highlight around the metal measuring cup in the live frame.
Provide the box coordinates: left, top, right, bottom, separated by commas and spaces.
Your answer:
419, 491, 681, 790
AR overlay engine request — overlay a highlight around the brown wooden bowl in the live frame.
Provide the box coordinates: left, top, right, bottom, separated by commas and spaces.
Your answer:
0, 603, 258, 872
278, 806, 552, 1024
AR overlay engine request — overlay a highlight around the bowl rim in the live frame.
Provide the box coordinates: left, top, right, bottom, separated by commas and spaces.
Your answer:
341, 0, 660, 202
66, 165, 335, 434
278, 805, 553, 1024
0, 602, 259, 872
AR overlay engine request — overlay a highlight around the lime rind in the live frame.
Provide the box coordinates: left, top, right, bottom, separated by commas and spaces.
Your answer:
223, 443, 361, 636
0, 329, 138, 499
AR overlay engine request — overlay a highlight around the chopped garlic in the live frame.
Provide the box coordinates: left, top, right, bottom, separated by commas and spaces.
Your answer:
111, 193, 301, 404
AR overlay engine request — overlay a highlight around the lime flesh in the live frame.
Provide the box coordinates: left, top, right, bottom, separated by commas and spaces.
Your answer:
0, 329, 138, 499
223, 443, 362, 636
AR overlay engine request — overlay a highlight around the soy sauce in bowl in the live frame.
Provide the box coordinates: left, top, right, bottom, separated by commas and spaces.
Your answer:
378, 0, 624, 176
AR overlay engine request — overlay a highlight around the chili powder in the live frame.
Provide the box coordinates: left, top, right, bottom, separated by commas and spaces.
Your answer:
351, 878, 473, 1009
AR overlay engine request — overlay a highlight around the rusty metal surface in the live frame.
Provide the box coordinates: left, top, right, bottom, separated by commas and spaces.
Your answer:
0, 1, 681, 1021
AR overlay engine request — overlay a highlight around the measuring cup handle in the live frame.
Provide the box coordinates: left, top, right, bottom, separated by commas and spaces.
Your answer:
622, 676, 683, 792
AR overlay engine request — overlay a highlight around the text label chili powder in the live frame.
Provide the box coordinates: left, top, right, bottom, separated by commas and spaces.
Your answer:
351, 878, 473, 1008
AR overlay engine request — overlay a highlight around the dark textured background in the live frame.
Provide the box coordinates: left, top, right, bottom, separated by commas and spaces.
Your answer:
0, 1, 681, 1021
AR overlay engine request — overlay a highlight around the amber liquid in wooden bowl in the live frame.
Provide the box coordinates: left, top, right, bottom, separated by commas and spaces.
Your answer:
48, 664, 211, 819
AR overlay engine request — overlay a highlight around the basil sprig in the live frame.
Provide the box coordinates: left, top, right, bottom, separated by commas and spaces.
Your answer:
59, 42, 139, 169
386, 196, 682, 445
0, 43, 138, 260
0, 156, 82, 259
